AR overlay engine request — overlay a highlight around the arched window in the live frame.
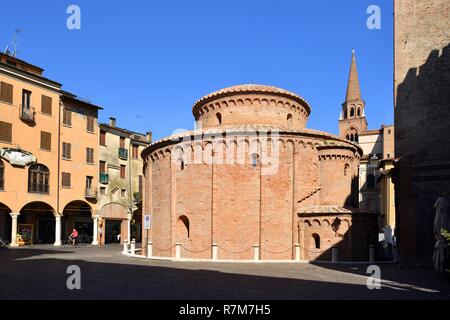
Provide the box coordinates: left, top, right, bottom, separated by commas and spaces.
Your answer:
251, 153, 259, 168
355, 133, 359, 143
346, 134, 350, 140
344, 164, 350, 176
350, 108, 355, 117
312, 233, 320, 249
350, 134, 354, 142
357, 108, 361, 116
287, 113, 293, 126
28, 164, 49, 194
0, 160, 4, 190
216, 112, 222, 125
367, 174, 376, 190
178, 158, 184, 171
178, 215, 190, 238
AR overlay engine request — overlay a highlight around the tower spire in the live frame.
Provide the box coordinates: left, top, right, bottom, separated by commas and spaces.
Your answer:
345, 49, 361, 102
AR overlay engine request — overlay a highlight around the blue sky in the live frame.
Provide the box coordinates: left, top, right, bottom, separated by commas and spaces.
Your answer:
0, 0, 393, 140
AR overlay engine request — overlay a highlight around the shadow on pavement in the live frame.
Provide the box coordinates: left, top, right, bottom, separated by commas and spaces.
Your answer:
1, 251, 449, 300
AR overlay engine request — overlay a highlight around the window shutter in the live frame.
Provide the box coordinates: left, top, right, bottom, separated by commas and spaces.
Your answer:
67, 143, 71, 159
62, 143, 66, 158
0, 82, 13, 104
40, 131, 51, 150
62, 172, 71, 187
0, 121, 12, 143
86, 147, 94, 163
87, 116, 94, 132
63, 109, 72, 126
100, 131, 106, 146
100, 161, 106, 174
41, 95, 52, 115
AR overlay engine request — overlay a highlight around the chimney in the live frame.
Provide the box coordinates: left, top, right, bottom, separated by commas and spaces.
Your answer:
109, 117, 116, 127
146, 131, 153, 143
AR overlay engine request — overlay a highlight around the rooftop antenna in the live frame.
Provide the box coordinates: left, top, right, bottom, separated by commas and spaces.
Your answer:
11, 29, 22, 57
4, 45, 11, 55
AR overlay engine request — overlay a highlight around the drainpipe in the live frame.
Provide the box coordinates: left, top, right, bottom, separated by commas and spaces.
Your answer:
52, 98, 63, 246
128, 136, 132, 243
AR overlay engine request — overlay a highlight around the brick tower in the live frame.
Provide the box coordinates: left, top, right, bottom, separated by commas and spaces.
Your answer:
339, 49, 368, 142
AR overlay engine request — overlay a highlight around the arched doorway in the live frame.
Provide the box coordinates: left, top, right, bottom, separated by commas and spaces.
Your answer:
100, 203, 128, 245
0, 203, 12, 242
62, 201, 93, 244
19, 202, 55, 244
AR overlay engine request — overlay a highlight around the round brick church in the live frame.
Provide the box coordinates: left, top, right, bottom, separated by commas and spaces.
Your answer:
141, 85, 377, 261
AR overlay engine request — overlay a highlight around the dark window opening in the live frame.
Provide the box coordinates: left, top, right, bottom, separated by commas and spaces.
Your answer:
178, 215, 190, 238
312, 233, 320, 249
216, 112, 222, 125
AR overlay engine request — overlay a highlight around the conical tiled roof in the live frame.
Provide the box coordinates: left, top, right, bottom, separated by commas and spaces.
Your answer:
345, 50, 362, 102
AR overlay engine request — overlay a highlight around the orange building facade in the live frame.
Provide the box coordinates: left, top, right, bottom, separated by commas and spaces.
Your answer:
0, 52, 102, 246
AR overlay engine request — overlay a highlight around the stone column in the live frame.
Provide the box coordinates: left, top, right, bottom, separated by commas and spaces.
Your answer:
54, 215, 62, 246
147, 241, 152, 258
212, 243, 218, 260
295, 243, 301, 261
9, 213, 20, 247
175, 243, 181, 258
253, 244, 260, 261
92, 214, 99, 245
127, 212, 132, 243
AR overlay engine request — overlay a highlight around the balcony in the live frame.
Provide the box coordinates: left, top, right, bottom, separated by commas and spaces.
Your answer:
20, 106, 36, 124
99, 173, 109, 184
85, 187, 98, 199
28, 183, 49, 194
118, 148, 128, 160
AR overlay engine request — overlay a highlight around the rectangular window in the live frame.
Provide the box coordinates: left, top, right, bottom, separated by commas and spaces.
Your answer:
41, 95, 52, 115
121, 189, 126, 197
100, 130, 106, 146
100, 187, 106, 195
138, 175, 143, 194
62, 142, 71, 160
132, 145, 139, 159
63, 109, 72, 126
86, 176, 93, 189
0, 81, 13, 104
86, 147, 94, 164
62, 172, 71, 187
120, 165, 126, 179
22, 89, 31, 110
87, 116, 94, 132
40, 131, 51, 151
99, 161, 106, 174
120, 137, 125, 148
0, 121, 12, 143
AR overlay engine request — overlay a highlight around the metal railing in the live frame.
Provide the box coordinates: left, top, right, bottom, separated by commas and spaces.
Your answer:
19, 105, 36, 123
118, 147, 128, 160
99, 173, 109, 184
28, 183, 49, 194
85, 187, 98, 198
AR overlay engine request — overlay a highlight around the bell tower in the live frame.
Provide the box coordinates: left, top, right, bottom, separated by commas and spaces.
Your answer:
339, 49, 368, 142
